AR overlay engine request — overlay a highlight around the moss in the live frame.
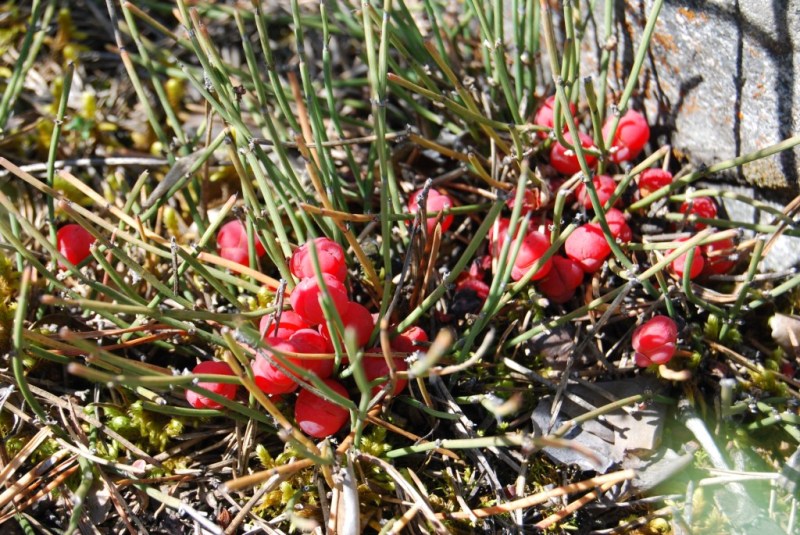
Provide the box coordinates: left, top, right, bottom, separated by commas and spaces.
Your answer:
0, 255, 18, 352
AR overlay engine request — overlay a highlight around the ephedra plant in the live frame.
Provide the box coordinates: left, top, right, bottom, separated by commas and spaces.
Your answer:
0, 0, 798, 532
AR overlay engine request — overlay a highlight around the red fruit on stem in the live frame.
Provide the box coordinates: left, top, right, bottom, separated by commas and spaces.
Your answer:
456, 277, 491, 302
265, 327, 297, 340
536, 256, 584, 304
290, 237, 347, 282
216, 220, 266, 266
408, 189, 454, 235
679, 197, 718, 229
391, 326, 429, 353
605, 208, 633, 242
56, 224, 96, 268
319, 301, 375, 349
288, 328, 329, 351
576, 175, 617, 209
550, 132, 598, 175
565, 223, 611, 273
294, 379, 350, 438
702, 237, 737, 275
632, 315, 678, 367
638, 168, 673, 197
289, 274, 349, 326
185, 361, 238, 409
287, 329, 334, 379
252, 339, 302, 395
534, 95, 578, 139
511, 231, 553, 281
315, 326, 336, 353
670, 239, 705, 280
363, 355, 409, 397
604, 110, 650, 164
260, 310, 310, 339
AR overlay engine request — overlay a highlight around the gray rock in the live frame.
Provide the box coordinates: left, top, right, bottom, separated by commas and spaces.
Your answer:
713, 183, 800, 271
591, 0, 800, 192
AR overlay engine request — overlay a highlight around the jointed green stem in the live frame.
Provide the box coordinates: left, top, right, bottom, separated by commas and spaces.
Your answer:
46, 63, 74, 248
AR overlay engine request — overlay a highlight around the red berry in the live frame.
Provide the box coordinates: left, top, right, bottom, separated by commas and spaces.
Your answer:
576, 175, 617, 209
252, 339, 303, 395
391, 326, 429, 353
216, 220, 266, 266
408, 189, 454, 235
605, 208, 632, 242
260, 310, 310, 339
534, 95, 578, 139
488, 220, 555, 281
670, 238, 705, 280
632, 315, 678, 367
536, 256, 584, 304
315, 326, 336, 353
363, 355, 408, 397
319, 301, 375, 349
550, 132, 598, 175
290, 237, 347, 282
287, 329, 334, 379
294, 379, 350, 438
638, 168, 673, 197
604, 110, 650, 164
185, 361, 238, 409
289, 274, 349, 326
253, 335, 333, 395
456, 277, 491, 302
564, 223, 611, 273
288, 328, 329, 351
511, 231, 553, 281
679, 197, 718, 229
56, 224, 96, 268
701, 237, 737, 275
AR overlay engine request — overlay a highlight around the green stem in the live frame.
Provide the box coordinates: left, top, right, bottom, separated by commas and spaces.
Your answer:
46, 63, 74, 246
601, 0, 664, 162
65, 457, 94, 534
720, 238, 764, 340
396, 199, 504, 332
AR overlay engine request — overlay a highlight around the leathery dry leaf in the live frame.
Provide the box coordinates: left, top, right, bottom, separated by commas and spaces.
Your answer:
531, 376, 666, 472
770, 313, 800, 352
88, 479, 113, 525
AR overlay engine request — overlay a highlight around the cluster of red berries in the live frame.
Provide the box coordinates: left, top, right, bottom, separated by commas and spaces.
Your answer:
396, 101, 733, 316
529, 97, 740, 367
540, 107, 650, 174
134, 98, 741, 428
430, 105, 649, 306
667, 196, 734, 279
189, 236, 429, 438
